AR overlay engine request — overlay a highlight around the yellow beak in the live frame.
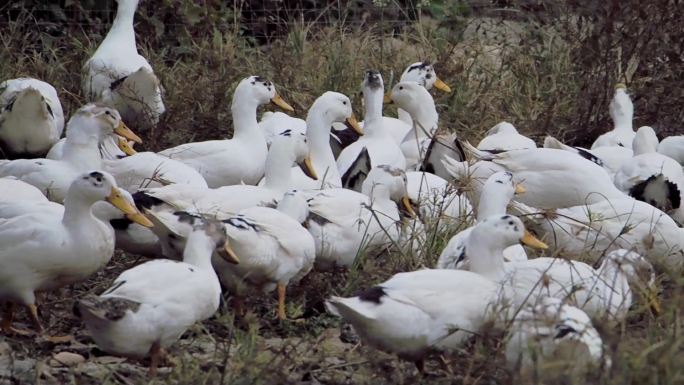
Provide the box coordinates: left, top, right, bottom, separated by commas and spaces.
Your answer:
125, 212, 154, 228
401, 196, 417, 218
219, 240, 240, 264
345, 113, 363, 136
117, 137, 137, 156
520, 230, 548, 249
514, 184, 526, 195
271, 93, 295, 113
433, 78, 452, 93
383, 93, 393, 104
107, 187, 153, 227
298, 156, 318, 180
114, 121, 142, 144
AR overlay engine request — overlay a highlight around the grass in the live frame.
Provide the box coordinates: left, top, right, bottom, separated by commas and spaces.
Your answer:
0, 2, 683, 385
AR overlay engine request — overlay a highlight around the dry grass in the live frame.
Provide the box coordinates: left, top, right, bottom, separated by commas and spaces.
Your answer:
0, 1, 683, 385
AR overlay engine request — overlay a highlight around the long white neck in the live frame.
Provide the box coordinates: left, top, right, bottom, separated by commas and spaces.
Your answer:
477, 188, 512, 220
100, 0, 138, 54
306, 105, 338, 183
182, 231, 217, 270
466, 230, 507, 280
363, 88, 384, 137
62, 191, 98, 228
397, 108, 413, 125
262, 141, 295, 193
231, 96, 264, 144
403, 100, 438, 141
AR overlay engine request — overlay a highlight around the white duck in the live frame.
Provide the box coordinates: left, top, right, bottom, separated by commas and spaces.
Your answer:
437, 171, 527, 270
305, 165, 415, 270
82, 0, 165, 127
338, 71, 406, 190
47, 133, 135, 161
159, 76, 294, 187
216, 190, 316, 320
543, 135, 633, 179
591, 84, 635, 149
0, 171, 149, 338
289, 91, 362, 190
0, 177, 49, 202
506, 297, 608, 373
0, 103, 141, 203
657, 135, 684, 166
511, 198, 684, 271
450, 143, 627, 209
614, 126, 684, 221
477, 121, 536, 152
76, 219, 238, 376
259, 111, 307, 146
0, 78, 64, 157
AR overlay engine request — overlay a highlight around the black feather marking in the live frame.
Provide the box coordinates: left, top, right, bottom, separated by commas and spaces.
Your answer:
406, 62, 431, 73
453, 137, 466, 161
332, 126, 361, 149
79, 296, 141, 321
629, 174, 681, 210
132, 191, 164, 210
102, 280, 126, 296
574, 147, 604, 167
5, 96, 16, 112
110, 76, 128, 91
46, 103, 54, 118
357, 286, 387, 304
419, 136, 438, 174
110, 218, 132, 230
455, 247, 467, 265
223, 216, 258, 231
307, 211, 331, 226
279, 129, 292, 137
173, 211, 200, 224
365, 70, 383, 90
554, 324, 576, 339
342, 147, 371, 191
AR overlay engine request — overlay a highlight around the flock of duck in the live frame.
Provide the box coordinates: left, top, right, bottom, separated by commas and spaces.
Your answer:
0, 0, 682, 377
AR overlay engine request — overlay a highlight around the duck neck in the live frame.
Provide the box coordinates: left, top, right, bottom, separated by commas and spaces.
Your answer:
405, 103, 438, 140
231, 97, 264, 144
363, 88, 384, 137
182, 231, 217, 270
62, 193, 97, 229
397, 108, 413, 125
262, 141, 295, 193
476, 189, 511, 220
62, 126, 104, 170
306, 107, 337, 180
102, 0, 138, 52
466, 232, 507, 280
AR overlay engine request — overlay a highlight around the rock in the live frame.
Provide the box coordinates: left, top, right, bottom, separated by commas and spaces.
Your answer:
49, 351, 85, 367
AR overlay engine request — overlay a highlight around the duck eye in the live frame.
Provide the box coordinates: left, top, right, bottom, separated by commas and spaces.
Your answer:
508, 221, 515, 226
342, 101, 347, 105
399, 86, 404, 90
105, 111, 111, 116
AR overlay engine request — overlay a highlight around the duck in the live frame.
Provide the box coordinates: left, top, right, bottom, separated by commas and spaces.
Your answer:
75, 219, 238, 376
0, 171, 150, 338
159, 76, 294, 187
338, 71, 406, 191
613, 126, 684, 221
543, 135, 633, 179
0, 78, 64, 158
477, 121, 536, 152
0, 103, 141, 203
289, 91, 362, 190
82, 0, 165, 127
259, 111, 307, 147
591, 84, 635, 149
437, 171, 527, 270
305, 165, 415, 270
324, 215, 545, 370
657, 135, 684, 166
405, 170, 472, 223
452, 143, 627, 209
216, 190, 315, 320
387, 81, 465, 177
392, 61, 452, 127
505, 297, 608, 374
135, 127, 317, 226
511, 198, 684, 271
48, 133, 136, 160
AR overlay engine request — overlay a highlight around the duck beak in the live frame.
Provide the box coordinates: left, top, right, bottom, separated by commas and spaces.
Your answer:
271, 93, 295, 112
298, 156, 318, 180
125, 212, 154, 228
114, 121, 142, 144
345, 113, 363, 135
107, 188, 153, 227
218, 240, 240, 264
433, 78, 452, 93
520, 230, 548, 249
383, 93, 393, 104
637, 283, 661, 316
117, 137, 137, 156
514, 184, 526, 195
401, 196, 417, 218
